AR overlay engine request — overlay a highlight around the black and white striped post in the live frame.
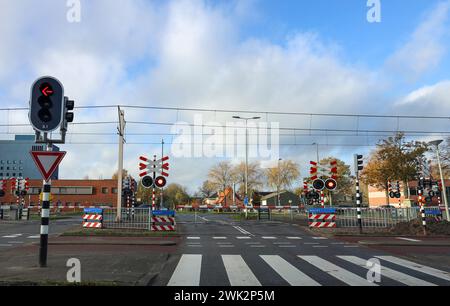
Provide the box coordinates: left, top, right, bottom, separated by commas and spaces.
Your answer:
354, 154, 364, 234
39, 144, 52, 267
418, 177, 427, 236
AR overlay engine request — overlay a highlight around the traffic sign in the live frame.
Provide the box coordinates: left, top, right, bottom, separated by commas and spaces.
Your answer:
30, 151, 66, 181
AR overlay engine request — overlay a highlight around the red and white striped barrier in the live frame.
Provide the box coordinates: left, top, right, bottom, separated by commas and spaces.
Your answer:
82, 222, 102, 228
82, 212, 103, 229
152, 217, 176, 224
151, 214, 176, 232
82, 214, 103, 221
151, 225, 175, 231
308, 213, 336, 228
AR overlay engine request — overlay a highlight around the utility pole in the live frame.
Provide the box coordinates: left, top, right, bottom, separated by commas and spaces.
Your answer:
161, 138, 164, 209
277, 158, 282, 206
116, 107, 125, 221
429, 140, 449, 221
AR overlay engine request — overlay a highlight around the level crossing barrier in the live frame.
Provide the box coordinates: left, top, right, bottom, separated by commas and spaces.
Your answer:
151, 210, 176, 231
82, 208, 103, 229
308, 208, 336, 228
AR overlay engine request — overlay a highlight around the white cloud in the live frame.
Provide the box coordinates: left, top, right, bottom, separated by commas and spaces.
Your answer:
385, 0, 450, 80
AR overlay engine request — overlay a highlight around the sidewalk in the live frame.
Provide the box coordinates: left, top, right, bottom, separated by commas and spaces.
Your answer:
0, 236, 180, 285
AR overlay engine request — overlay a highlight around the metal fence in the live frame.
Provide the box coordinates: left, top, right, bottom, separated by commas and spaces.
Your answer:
102, 208, 152, 230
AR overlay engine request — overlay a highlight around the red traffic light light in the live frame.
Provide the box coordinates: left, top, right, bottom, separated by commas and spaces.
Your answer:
155, 176, 167, 188
325, 178, 337, 191
39, 83, 54, 97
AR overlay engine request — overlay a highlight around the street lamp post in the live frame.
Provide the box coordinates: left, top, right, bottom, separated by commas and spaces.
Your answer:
232, 116, 261, 200
429, 140, 449, 221
277, 158, 282, 206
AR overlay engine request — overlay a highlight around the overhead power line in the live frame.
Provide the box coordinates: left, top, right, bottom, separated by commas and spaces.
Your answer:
0, 104, 449, 120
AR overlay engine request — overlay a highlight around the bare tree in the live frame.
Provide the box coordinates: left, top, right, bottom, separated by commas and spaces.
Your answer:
232, 162, 264, 195
265, 160, 300, 191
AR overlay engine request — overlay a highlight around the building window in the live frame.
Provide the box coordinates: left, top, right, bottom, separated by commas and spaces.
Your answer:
13, 161, 16, 164
102, 187, 108, 194
19, 160, 23, 164
0, 173, 2, 177
12, 173, 15, 177
112, 188, 118, 194
19, 167, 23, 170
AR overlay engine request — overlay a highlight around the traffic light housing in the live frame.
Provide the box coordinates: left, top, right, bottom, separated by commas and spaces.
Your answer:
29, 77, 65, 133
141, 176, 153, 189
61, 97, 74, 132
354, 154, 364, 172
325, 178, 337, 191
312, 179, 325, 191
154, 176, 167, 189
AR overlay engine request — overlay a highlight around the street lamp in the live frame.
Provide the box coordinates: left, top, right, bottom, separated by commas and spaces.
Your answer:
429, 140, 449, 221
278, 158, 282, 206
312, 142, 320, 163
232, 116, 261, 201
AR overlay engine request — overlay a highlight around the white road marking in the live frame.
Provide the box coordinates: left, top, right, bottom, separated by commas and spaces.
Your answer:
376, 256, 450, 282
168, 255, 202, 286
27, 235, 40, 239
2, 234, 23, 238
262, 237, 277, 240
338, 256, 436, 286
343, 245, 359, 248
298, 256, 378, 286
261, 255, 321, 286
286, 237, 302, 240
219, 245, 235, 248
187, 245, 203, 247
222, 255, 261, 286
250, 245, 266, 248
236, 236, 251, 239
396, 237, 421, 242
213, 237, 227, 240
278, 245, 296, 248
186, 237, 200, 240
233, 226, 254, 236
312, 237, 328, 240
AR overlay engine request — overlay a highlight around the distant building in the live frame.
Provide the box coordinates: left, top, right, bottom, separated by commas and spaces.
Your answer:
260, 191, 300, 207
368, 179, 450, 208
0, 135, 60, 179
0, 179, 117, 209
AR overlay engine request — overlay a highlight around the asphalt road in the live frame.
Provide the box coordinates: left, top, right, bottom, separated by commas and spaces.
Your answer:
0, 217, 80, 249
151, 213, 450, 286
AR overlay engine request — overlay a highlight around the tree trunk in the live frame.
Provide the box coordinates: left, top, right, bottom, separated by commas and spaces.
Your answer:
385, 182, 390, 205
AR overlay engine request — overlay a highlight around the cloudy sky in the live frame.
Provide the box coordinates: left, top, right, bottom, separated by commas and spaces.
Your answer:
0, 0, 449, 193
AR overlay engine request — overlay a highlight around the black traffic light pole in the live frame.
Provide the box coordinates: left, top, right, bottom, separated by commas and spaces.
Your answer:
29, 76, 74, 267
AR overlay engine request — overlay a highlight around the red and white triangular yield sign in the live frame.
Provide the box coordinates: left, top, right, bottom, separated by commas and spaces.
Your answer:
30, 151, 66, 181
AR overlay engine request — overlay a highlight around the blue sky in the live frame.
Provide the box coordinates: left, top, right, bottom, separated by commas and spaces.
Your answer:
0, 0, 449, 191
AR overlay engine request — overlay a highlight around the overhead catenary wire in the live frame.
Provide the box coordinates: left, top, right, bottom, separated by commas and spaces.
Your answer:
0, 104, 449, 120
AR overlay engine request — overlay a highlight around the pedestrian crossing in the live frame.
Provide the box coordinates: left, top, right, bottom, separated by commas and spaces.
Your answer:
166, 254, 450, 286
1, 233, 39, 239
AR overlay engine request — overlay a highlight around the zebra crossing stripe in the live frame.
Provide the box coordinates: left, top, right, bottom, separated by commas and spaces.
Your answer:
376, 256, 450, 282
167, 255, 202, 286
338, 256, 436, 286
298, 256, 378, 286
222, 255, 261, 286
2, 234, 23, 238
260, 255, 320, 286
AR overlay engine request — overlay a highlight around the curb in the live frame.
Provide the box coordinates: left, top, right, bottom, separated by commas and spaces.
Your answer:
358, 241, 450, 247
46, 240, 177, 246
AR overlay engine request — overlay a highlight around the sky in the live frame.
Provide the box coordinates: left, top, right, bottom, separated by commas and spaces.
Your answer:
0, 0, 449, 193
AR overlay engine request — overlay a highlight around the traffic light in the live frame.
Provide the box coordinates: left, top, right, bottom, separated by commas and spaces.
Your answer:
0, 179, 6, 197
141, 176, 154, 189
29, 77, 65, 133
354, 154, 364, 172
325, 178, 337, 191
61, 97, 75, 132
154, 176, 167, 189
312, 179, 325, 191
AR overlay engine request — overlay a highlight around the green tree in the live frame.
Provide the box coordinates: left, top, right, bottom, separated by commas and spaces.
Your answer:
361, 132, 428, 203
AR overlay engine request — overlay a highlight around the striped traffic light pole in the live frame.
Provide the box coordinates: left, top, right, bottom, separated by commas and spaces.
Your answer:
39, 178, 51, 267
418, 177, 427, 236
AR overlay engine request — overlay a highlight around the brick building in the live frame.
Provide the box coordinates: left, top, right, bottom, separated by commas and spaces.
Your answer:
368, 179, 450, 208
0, 179, 118, 210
